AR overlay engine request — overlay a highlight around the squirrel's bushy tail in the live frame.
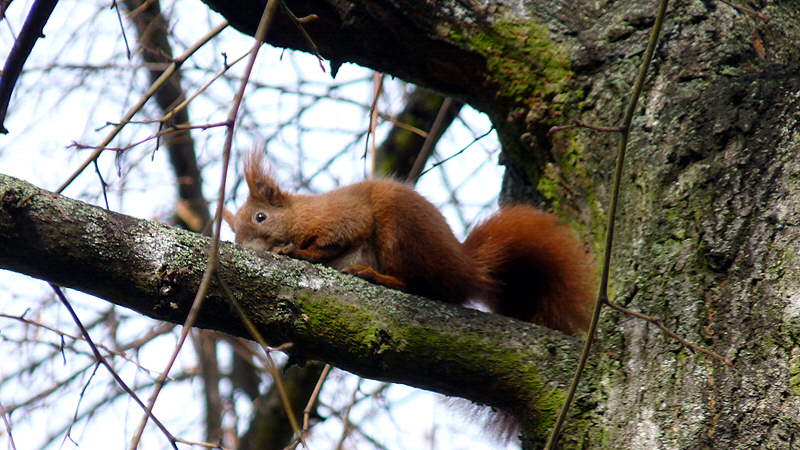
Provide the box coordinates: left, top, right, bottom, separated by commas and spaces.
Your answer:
463, 205, 595, 336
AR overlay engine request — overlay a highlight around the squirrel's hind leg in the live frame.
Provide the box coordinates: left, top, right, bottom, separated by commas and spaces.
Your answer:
342, 265, 406, 291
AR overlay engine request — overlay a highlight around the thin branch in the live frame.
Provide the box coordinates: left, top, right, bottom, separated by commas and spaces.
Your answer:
92, 159, 110, 209
159, 51, 250, 125
49, 283, 180, 450
0, 0, 14, 22
110, 0, 132, 59
605, 300, 733, 366
333, 378, 362, 450
544, 0, 672, 447
418, 126, 494, 178
42, 369, 217, 450
62, 363, 101, 448
217, 275, 304, 445
406, 97, 455, 184
68, 121, 230, 153
38, 370, 200, 450
319, 394, 391, 450
0, 399, 17, 450
366, 72, 384, 175
288, 382, 390, 450
127, 2, 282, 448
55, 20, 229, 194
278, 1, 324, 71
717, 0, 766, 20
6, 361, 95, 413
0, 312, 166, 376
0, 0, 59, 134
303, 364, 331, 432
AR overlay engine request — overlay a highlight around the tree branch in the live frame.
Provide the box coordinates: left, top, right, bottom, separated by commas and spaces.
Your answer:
0, 172, 581, 436
0, 0, 59, 134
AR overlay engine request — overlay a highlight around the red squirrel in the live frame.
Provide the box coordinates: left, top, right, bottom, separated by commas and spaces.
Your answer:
225, 151, 595, 335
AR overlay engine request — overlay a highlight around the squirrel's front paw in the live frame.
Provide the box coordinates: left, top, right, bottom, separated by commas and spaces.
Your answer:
272, 242, 296, 255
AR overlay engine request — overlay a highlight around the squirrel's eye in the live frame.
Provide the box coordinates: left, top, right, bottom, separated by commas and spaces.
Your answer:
254, 212, 267, 223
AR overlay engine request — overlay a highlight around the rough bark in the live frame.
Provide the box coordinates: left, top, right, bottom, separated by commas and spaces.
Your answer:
193, 0, 800, 448
0, 173, 583, 443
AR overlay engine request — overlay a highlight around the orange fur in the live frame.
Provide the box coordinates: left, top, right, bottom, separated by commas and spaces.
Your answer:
464, 205, 595, 335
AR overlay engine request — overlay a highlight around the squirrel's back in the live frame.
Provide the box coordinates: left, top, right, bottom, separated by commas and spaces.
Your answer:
361, 179, 489, 305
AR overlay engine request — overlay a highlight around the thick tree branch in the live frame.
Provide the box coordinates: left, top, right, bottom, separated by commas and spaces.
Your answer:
0, 172, 582, 437
202, 0, 490, 107
198, 0, 587, 118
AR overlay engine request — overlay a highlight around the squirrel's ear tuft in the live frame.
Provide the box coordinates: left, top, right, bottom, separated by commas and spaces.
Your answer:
244, 150, 288, 206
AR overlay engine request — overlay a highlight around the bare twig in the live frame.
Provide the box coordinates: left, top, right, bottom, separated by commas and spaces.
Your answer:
0, 0, 14, 22
319, 394, 391, 450
55, 21, 228, 194
418, 126, 494, 178
303, 363, 332, 431
279, 1, 325, 71
0, 0, 59, 134
6, 361, 95, 413
544, 0, 672, 447
62, 363, 101, 447
159, 51, 250, 125
366, 72, 384, 175
407, 97, 455, 184
92, 159, 110, 209
216, 275, 304, 445
718, 0, 766, 21
110, 0, 131, 59
288, 382, 390, 450
68, 121, 230, 153
605, 300, 733, 366
38, 370, 195, 450
0, 312, 166, 376
333, 378, 362, 450
0, 399, 17, 450
49, 284, 180, 450
127, 2, 282, 448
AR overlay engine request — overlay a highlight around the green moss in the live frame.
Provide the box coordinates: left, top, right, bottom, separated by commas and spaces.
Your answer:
298, 292, 568, 437
449, 16, 595, 218
398, 325, 567, 436
537, 173, 562, 205
790, 356, 800, 397
297, 293, 395, 356
452, 18, 576, 111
